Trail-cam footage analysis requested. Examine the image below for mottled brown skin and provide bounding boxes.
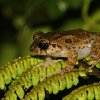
[30,29,100,71]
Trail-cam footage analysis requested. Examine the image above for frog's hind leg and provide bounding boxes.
[89,42,100,69]
[65,50,78,72]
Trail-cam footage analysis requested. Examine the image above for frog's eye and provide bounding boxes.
[38,42,49,50]
[33,31,44,39]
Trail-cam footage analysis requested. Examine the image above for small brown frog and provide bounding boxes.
[30,29,100,71]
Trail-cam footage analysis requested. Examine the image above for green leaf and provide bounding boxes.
[65,73,73,89]
[0,71,5,90]
[38,86,45,100]
[31,68,39,86]
[15,85,24,99]
[51,77,59,94]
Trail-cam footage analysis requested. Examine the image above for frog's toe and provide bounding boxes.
[65,65,74,72]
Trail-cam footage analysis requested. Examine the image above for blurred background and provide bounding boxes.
[0,0,100,66]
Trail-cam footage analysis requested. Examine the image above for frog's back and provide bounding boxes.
[45,29,96,46]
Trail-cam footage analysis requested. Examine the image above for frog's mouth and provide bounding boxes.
[34,44,67,57]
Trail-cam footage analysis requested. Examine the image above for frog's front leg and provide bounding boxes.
[65,50,78,71]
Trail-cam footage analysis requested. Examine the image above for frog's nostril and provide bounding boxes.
[38,42,49,50]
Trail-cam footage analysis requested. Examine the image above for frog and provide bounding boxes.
[30,29,100,71]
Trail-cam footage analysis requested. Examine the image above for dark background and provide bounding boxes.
[0,0,100,66]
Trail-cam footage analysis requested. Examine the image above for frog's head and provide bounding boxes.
[30,32,62,56]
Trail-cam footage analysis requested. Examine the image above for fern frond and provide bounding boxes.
[2,60,67,99]
[1,55,99,99]
[62,82,100,100]
[0,56,43,90]
[23,70,87,100]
